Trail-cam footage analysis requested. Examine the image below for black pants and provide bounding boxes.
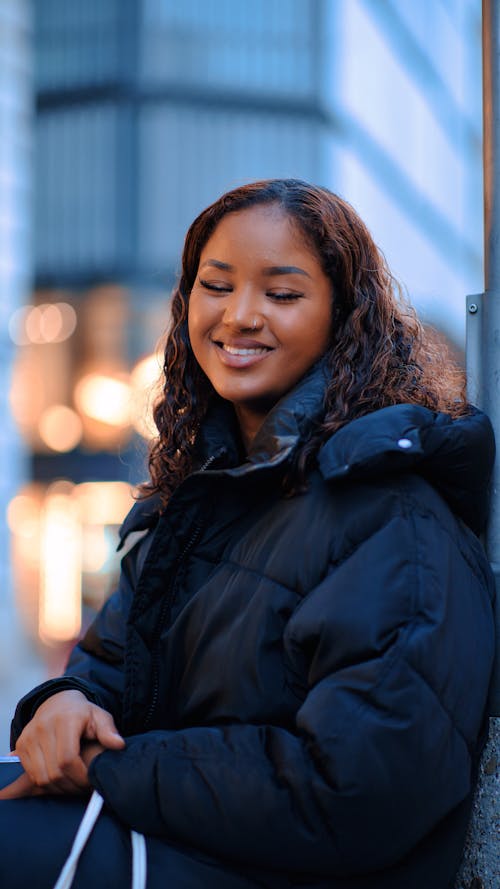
[0,763,265,889]
[0,763,469,889]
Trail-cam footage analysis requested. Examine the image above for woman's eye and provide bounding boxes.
[199,279,232,293]
[267,291,303,302]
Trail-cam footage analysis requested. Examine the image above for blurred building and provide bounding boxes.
[3,0,483,697]
[8,0,331,666]
[325,1,483,346]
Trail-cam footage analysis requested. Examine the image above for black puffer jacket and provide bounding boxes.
[12,365,496,889]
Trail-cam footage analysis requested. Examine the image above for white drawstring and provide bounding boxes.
[53,792,104,889]
[131,830,147,888]
[53,791,146,889]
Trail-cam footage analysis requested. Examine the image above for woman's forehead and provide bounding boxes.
[199,205,314,263]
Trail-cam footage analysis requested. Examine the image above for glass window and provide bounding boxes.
[35,105,119,273]
[138,104,321,269]
[35,0,121,89]
[140,0,318,98]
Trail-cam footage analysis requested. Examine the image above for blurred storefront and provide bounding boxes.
[8,0,326,681]
[8,285,162,663]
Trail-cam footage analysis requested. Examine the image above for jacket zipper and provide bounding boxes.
[143,452,219,729]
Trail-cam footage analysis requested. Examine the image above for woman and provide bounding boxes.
[0,179,495,889]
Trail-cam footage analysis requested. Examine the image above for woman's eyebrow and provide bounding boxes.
[198,260,311,278]
[263,265,311,278]
[200,259,234,272]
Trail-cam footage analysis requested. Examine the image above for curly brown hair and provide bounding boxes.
[140,178,467,505]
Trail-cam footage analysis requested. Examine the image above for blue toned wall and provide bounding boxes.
[321,0,483,347]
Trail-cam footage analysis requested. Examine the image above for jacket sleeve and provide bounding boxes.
[10,530,153,746]
[88,504,496,876]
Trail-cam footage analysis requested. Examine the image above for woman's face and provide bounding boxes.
[188,204,332,446]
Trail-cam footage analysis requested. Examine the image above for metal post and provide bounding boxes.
[458,2,500,886]
[477,0,500,715]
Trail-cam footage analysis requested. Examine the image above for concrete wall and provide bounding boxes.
[457,718,500,889]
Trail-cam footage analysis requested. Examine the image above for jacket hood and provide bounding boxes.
[318,402,495,535]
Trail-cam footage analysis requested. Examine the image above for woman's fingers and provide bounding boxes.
[0,770,88,800]
[13,690,122,794]
[0,772,44,799]
[16,713,70,785]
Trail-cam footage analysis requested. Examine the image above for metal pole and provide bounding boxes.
[472,0,500,714]
[457,10,499,887]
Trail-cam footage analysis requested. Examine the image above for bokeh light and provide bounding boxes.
[74,373,132,426]
[81,526,110,573]
[130,353,162,439]
[38,405,83,452]
[74,481,133,525]
[7,493,40,541]
[9,302,77,346]
[39,489,82,643]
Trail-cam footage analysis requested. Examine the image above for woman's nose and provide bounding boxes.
[222,289,263,331]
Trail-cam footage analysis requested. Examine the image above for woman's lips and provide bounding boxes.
[213,340,273,368]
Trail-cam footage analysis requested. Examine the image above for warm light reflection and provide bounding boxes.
[10,481,133,649]
[82,526,110,573]
[9,352,45,430]
[8,306,30,345]
[38,405,83,452]
[39,490,82,643]
[9,302,77,346]
[7,494,40,563]
[7,494,39,541]
[25,306,46,343]
[74,481,132,525]
[9,486,43,641]
[130,353,162,439]
[74,373,132,426]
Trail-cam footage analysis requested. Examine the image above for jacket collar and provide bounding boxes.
[195,360,329,475]
[119,364,329,545]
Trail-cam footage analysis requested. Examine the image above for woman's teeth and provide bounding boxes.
[221,344,268,356]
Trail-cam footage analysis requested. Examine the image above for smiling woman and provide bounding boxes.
[0,180,495,889]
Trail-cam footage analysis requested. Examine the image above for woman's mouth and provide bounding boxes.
[213,341,273,367]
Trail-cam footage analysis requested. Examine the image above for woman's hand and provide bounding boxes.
[0,689,124,799]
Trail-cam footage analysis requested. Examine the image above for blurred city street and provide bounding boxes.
[0,0,487,743]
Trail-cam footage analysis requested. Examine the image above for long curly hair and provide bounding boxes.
[140,178,467,504]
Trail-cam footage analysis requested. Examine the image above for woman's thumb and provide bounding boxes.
[93,710,125,749]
